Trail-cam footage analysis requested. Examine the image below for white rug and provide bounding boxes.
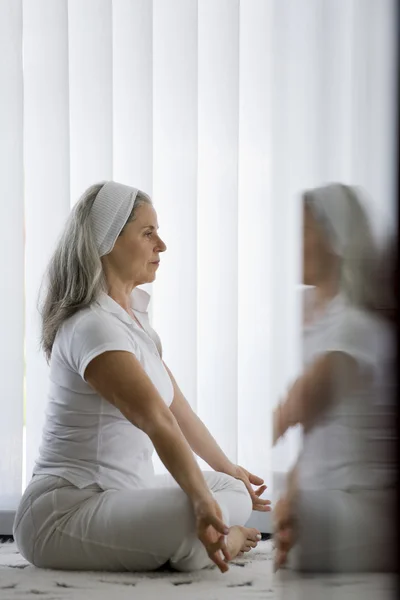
[0,540,395,600]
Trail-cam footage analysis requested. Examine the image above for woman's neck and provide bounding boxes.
[106,280,136,314]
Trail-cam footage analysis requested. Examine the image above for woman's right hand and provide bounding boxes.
[193,497,231,573]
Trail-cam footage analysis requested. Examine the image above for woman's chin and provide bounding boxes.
[132,274,156,287]
[144,273,157,284]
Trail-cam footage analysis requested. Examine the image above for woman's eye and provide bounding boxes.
[145,231,153,237]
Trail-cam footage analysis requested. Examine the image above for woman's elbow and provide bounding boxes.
[124,401,175,437]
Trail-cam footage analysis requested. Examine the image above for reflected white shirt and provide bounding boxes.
[298,291,395,491]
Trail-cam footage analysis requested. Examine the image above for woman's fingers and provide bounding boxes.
[252,486,271,511]
[211,550,229,573]
[220,537,231,562]
[275,525,294,552]
[255,485,268,497]
[273,496,297,570]
[274,527,292,569]
[208,515,229,537]
[209,533,230,563]
[207,536,230,572]
[274,548,288,572]
[195,498,231,573]
[253,503,271,512]
[247,471,265,486]
[236,467,271,512]
[233,467,272,512]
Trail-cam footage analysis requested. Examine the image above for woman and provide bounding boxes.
[13,181,269,573]
[273,183,396,573]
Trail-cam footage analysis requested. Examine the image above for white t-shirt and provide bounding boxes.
[33,288,174,490]
[298,291,396,492]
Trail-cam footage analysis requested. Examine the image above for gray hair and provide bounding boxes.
[304,183,381,311]
[40,182,152,361]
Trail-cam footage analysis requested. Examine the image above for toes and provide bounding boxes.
[242,540,258,553]
[248,529,262,542]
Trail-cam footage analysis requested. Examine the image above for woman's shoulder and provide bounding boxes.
[55,301,120,349]
[333,301,394,365]
[53,301,136,374]
[58,304,99,337]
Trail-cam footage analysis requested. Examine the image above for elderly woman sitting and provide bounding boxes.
[273,184,396,573]
[13,181,269,573]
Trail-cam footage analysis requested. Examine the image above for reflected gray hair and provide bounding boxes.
[40,182,152,361]
[304,183,381,311]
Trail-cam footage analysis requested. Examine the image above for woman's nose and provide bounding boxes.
[156,237,167,252]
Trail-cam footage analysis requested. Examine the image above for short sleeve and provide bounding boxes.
[65,311,137,380]
[324,308,380,372]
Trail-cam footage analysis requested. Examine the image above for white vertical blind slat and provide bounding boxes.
[237,0,273,485]
[68,0,113,205]
[23,0,71,485]
[351,0,397,236]
[0,0,24,510]
[112,0,153,193]
[318,0,354,184]
[152,0,198,473]
[112,0,154,309]
[270,0,321,472]
[369,0,398,229]
[152,0,198,396]
[197,0,240,462]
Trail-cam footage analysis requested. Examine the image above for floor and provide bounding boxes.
[0,539,396,600]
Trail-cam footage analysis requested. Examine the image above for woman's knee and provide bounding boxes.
[204,471,247,496]
[229,477,252,513]
[230,476,250,497]
[208,473,252,525]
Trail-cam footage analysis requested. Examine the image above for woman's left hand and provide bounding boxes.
[229,465,271,512]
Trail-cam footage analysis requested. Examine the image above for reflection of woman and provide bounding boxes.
[13,181,269,574]
[273,184,396,572]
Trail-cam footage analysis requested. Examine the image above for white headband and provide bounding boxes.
[305,184,353,257]
[90,181,139,256]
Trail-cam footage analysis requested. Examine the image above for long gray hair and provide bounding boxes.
[303,183,381,311]
[40,182,152,361]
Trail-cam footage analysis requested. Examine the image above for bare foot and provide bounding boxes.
[226,526,261,560]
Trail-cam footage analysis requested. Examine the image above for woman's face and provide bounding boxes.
[302,203,333,286]
[107,203,167,286]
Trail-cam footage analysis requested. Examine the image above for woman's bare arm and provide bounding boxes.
[165,363,234,473]
[85,350,217,508]
[274,351,361,443]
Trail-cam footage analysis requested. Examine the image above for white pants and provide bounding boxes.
[13,471,252,572]
[287,487,397,573]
